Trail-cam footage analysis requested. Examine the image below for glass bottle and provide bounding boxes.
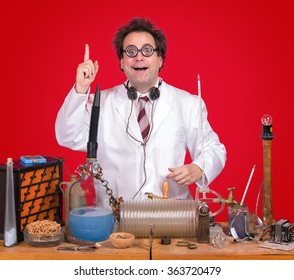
[68,160,115,242]
[197,202,210,243]
[60,174,79,229]
[4,158,18,247]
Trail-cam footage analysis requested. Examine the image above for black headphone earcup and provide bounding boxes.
[149,87,160,101]
[125,79,162,100]
[127,86,137,100]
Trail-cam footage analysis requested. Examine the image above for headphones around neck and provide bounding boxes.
[124,79,162,101]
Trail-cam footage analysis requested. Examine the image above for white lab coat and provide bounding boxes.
[55,80,226,200]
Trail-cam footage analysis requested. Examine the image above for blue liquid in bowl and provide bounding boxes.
[69,207,114,242]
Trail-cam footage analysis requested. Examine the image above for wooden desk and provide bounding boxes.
[1,237,293,260]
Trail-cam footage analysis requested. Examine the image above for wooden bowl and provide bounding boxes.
[109,232,135,249]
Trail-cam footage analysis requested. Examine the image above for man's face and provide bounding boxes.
[120,31,163,93]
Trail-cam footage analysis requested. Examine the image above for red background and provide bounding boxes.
[1,0,293,222]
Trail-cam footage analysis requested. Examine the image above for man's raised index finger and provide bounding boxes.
[84,43,90,61]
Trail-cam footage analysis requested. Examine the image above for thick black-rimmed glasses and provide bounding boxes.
[123,44,158,58]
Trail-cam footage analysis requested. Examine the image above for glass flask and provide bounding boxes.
[68,160,115,242]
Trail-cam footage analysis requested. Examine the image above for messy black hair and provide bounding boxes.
[113,17,167,66]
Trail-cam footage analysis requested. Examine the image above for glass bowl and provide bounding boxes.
[23,227,65,247]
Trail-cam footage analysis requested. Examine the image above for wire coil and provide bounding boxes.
[119,199,197,237]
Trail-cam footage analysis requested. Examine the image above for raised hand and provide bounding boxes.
[75,44,99,94]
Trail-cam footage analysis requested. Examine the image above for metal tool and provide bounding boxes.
[149,223,153,260]
[57,245,97,252]
[176,241,197,249]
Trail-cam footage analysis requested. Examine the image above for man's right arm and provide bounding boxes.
[55,44,99,151]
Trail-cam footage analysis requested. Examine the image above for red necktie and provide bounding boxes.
[137,96,150,143]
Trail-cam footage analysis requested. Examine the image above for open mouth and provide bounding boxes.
[133,67,148,71]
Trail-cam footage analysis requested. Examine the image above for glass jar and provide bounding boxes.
[227,204,249,239]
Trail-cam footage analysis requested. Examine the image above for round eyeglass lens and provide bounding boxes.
[141,44,154,57]
[125,45,138,57]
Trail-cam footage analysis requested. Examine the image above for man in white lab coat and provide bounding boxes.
[55,17,226,200]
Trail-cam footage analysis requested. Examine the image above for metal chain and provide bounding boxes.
[79,161,123,222]
[94,173,123,222]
